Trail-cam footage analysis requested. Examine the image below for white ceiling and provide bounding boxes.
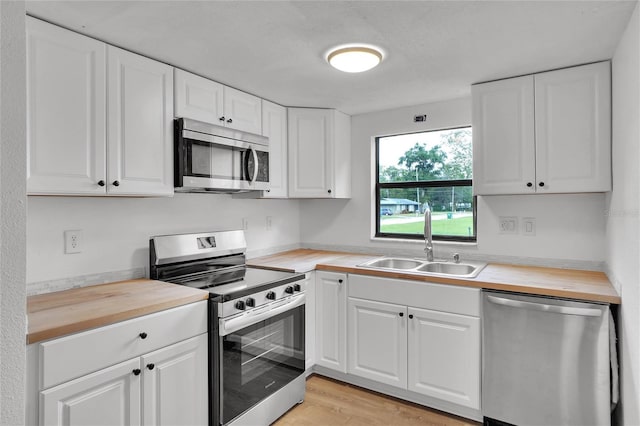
[26,0,637,116]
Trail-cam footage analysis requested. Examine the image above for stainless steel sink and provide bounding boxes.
[363,257,424,270]
[416,262,477,275]
[358,257,487,278]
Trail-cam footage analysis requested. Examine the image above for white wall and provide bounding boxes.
[0,1,26,424]
[608,2,640,424]
[301,98,607,267]
[27,194,301,284]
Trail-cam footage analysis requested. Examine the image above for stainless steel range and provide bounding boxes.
[149,230,306,426]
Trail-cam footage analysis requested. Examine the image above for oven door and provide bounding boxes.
[216,296,305,425]
[177,129,269,192]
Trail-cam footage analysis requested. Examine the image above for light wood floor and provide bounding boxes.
[273,375,481,426]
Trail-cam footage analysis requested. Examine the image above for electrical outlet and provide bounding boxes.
[64,230,83,254]
[498,216,518,234]
[523,217,536,236]
[266,216,272,231]
[242,217,249,231]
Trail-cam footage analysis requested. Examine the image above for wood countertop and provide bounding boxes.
[248,249,620,304]
[27,279,210,344]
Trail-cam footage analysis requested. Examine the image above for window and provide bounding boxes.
[375,127,476,242]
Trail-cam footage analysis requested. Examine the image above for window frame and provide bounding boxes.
[374,128,477,243]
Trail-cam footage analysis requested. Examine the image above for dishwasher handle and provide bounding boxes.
[487,295,603,317]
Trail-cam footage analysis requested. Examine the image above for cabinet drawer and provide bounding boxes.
[349,274,480,317]
[40,301,207,389]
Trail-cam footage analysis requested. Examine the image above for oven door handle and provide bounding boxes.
[219,294,305,336]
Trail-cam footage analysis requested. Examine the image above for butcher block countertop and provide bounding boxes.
[247,249,620,305]
[27,279,209,344]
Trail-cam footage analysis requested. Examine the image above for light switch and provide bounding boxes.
[523,217,536,236]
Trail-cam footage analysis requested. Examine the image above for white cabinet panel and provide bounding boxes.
[471,75,535,195]
[348,298,407,388]
[304,272,316,371]
[223,86,262,134]
[107,46,174,196]
[26,17,107,195]
[407,307,480,409]
[142,334,208,426]
[174,68,223,124]
[288,108,351,198]
[534,61,611,193]
[40,358,141,426]
[261,100,288,198]
[315,271,347,372]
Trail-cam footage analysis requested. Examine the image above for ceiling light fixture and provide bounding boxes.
[327,45,383,73]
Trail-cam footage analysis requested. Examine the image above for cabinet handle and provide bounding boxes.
[226,118,233,123]
[409,314,414,319]
[539,182,545,187]
[526,182,533,188]
[139,332,148,339]
[147,363,155,371]
[97,180,105,187]
[398,312,404,317]
[112,180,120,187]
[327,189,332,194]
[219,116,225,122]
[338,279,343,284]
[132,369,141,376]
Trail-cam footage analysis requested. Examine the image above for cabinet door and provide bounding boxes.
[534,61,611,193]
[348,298,407,388]
[174,68,224,124]
[107,46,174,196]
[315,271,347,372]
[288,108,332,198]
[223,86,262,134]
[261,100,288,198]
[40,358,141,426]
[472,75,535,195]
[407,307,480,409]
[26,17,107,195]
[304,272,316,371]
[141,334,208,426]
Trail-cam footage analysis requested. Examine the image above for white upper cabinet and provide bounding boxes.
[26,17,174,196]
[288,108,351,198]
[26,17,107,195]
[472,61,611,195]
[260,100,288,198]
[174,69,262,134]
[107,46,174,196]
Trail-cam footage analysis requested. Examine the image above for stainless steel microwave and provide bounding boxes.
[174,118,270,193]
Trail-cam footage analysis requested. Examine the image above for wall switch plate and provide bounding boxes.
[498,216,518,234]
[64,230,82,254]
[266,216,272,231]
[523,217,536,236]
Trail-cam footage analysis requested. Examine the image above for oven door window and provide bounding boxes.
[221,305,304,424]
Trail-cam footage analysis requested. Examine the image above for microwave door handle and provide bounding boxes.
[249,147,259,183]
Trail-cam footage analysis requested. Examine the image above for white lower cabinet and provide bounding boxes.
[32,302,208,426]
[348,298,407,388]
[315,271,347,373]
[346,274,481,412]
[304,272,316,371]
[407,307,480,408]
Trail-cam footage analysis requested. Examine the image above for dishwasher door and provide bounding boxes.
[482,291,610,426]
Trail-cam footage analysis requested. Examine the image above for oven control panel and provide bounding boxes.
[218,278,307,317]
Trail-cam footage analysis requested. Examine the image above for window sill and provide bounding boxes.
[369,236,478,248]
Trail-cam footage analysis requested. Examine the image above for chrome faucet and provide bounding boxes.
[424,202,434,261]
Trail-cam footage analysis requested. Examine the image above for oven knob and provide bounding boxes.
[266,291,276,300]
[235,300,245,310]
[245,297,255,307]
[285,286,294,294]
[293,284,301,292]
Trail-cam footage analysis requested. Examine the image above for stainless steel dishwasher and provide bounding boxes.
[482,290,612,426]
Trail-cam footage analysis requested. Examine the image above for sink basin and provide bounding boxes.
[358,257,487,278]
[363,257,424,270]
[416,262,477,275]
